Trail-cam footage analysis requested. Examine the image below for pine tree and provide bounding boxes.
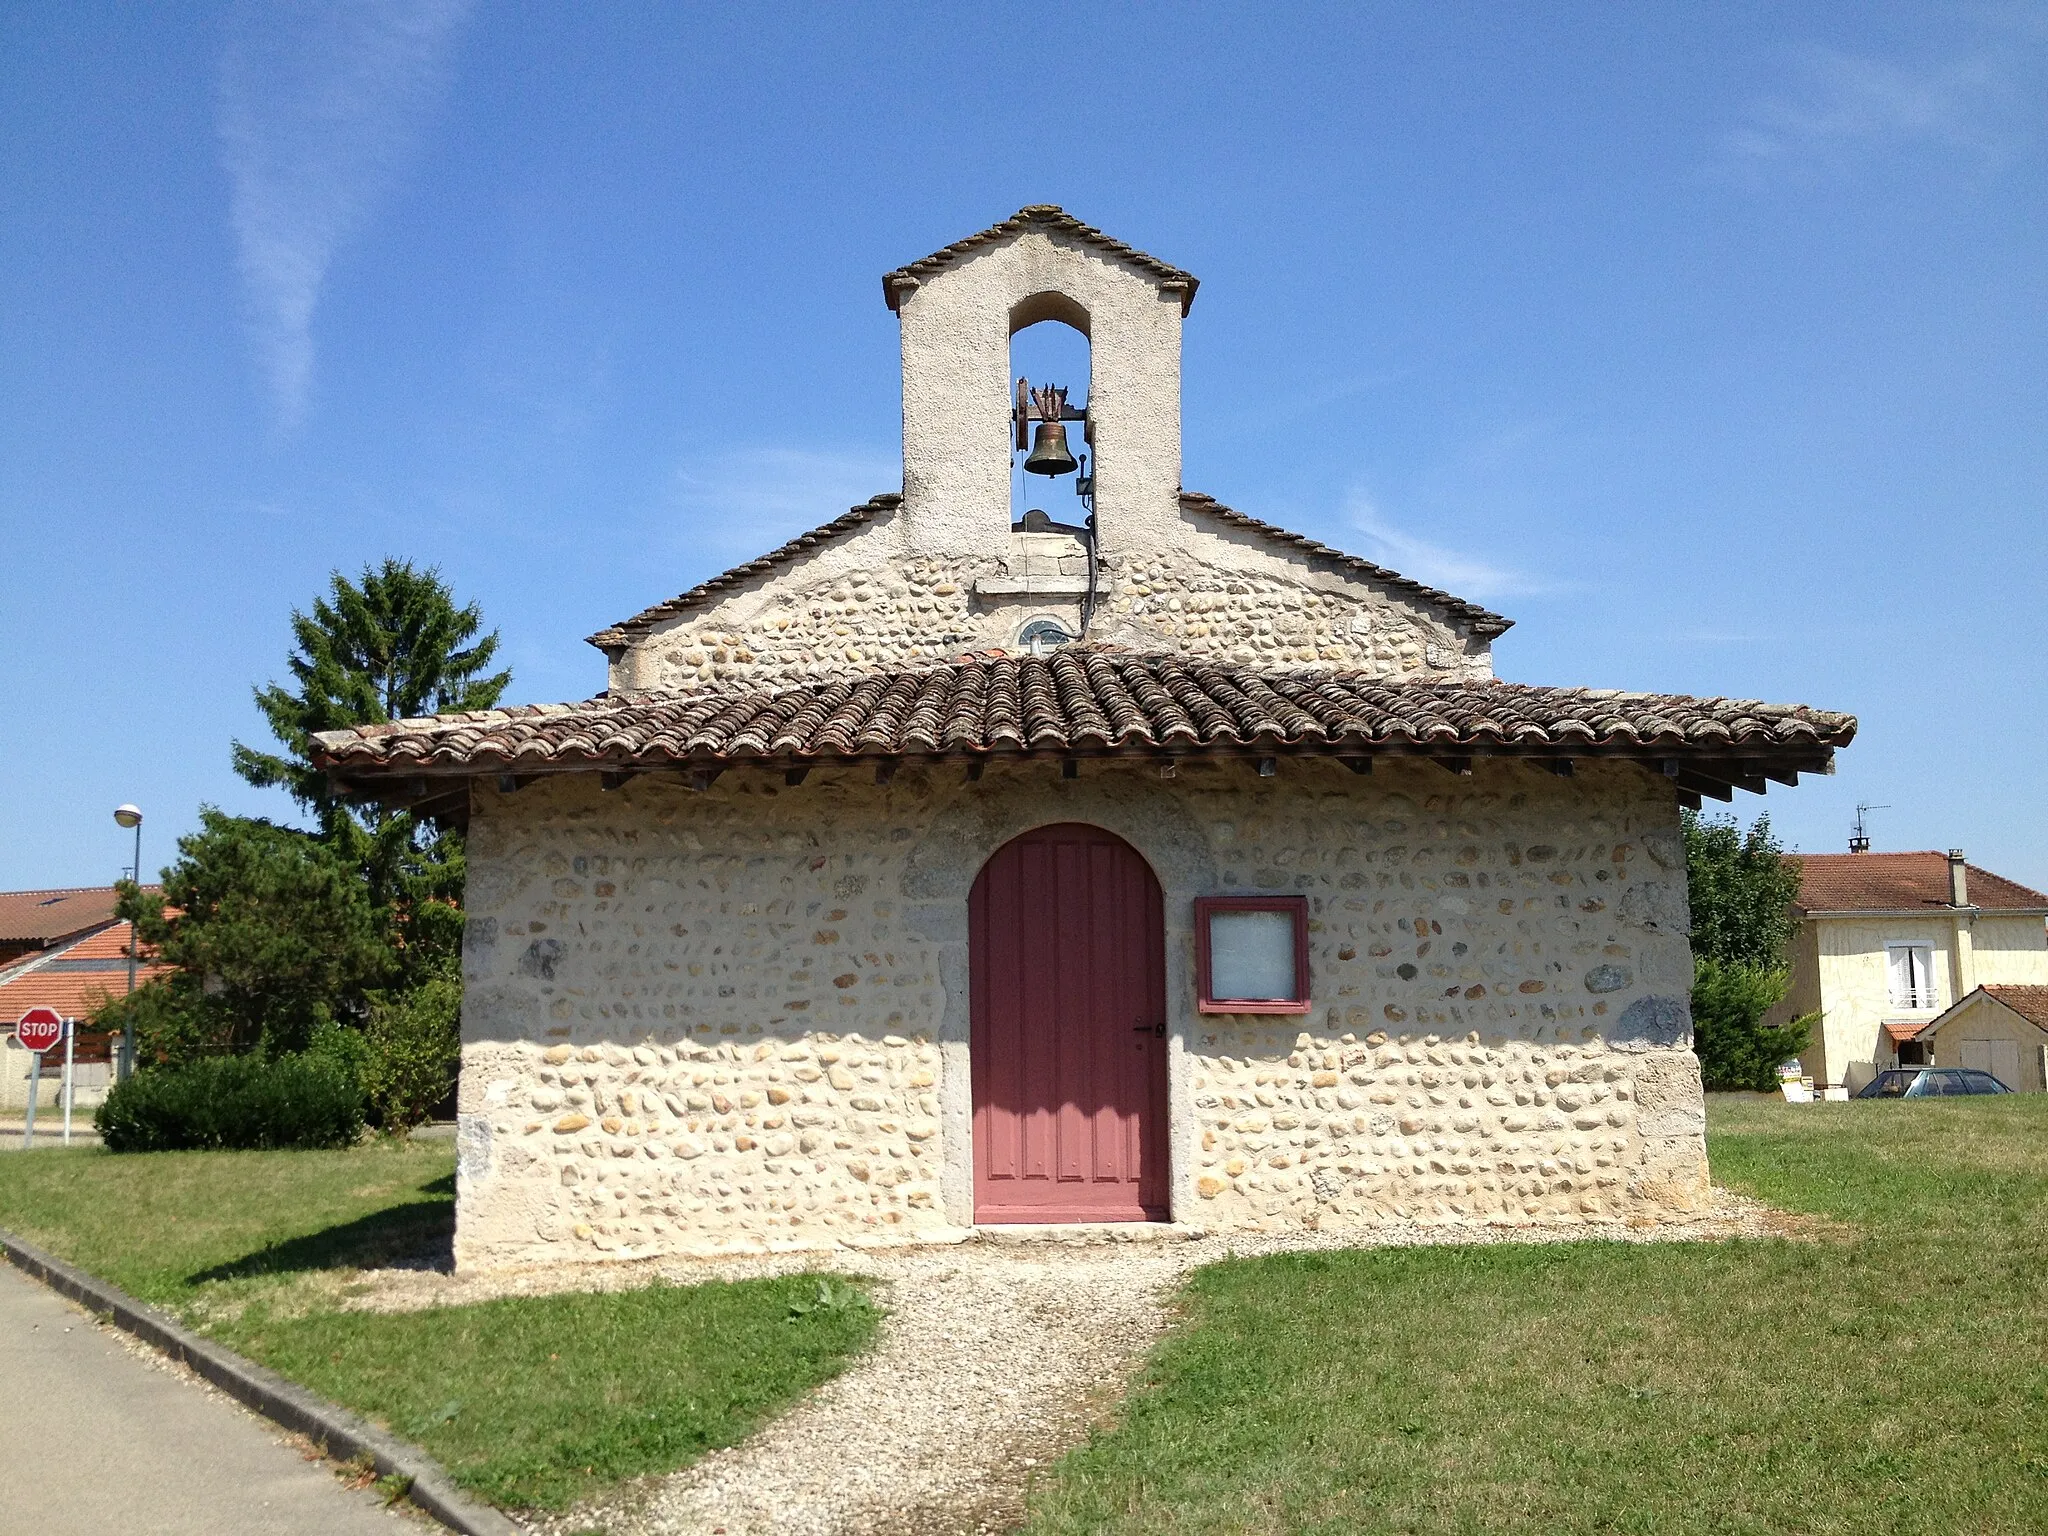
[232,560,510,982]
[233,559,509,816]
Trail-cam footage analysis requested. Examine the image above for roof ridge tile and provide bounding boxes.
[587,493,902,651]
[881,205,1198,314]
[1177,492,1513,638]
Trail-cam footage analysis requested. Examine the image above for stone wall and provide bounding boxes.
[454,756,1705,1270]
[616,510,1490,696]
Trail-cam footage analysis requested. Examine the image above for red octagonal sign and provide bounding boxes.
[15,1007,64,1054]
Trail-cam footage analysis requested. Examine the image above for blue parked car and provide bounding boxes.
[1855,1067,2012,1098]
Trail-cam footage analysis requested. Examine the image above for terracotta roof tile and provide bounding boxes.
[0,886,158,945]
[311,653,1855,781]
[882,205,1198,314]
[1795,853,2048,913]
[1982,986,2048,1031]
[0,921,171,1029]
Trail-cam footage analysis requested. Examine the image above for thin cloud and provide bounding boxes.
[1344,491,1549,603]
[668,446,901,562]
[1723,37,2038,170]
[218,0,472,429]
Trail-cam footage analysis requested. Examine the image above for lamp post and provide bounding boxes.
[113,804,143,1081]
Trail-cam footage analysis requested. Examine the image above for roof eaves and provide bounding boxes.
[1801,905,2048,919]
[586,493,901,652]
[882,205,1199,316]
[1913,987,2048,1039]
[310,659,1854,786]
[1179,493,1515,638]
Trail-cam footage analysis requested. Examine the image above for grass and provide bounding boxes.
[1024,1096,2048,1535]
[0,1142,878,1512]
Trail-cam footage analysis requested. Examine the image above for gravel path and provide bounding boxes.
[426,1191,1795,1536]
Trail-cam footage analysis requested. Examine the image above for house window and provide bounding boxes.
[1196,896,1310,1014]
[1886,944,1938,1009]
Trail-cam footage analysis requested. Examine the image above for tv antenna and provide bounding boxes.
[1849,803,1889,854]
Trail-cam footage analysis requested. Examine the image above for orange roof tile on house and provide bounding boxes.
[1793,853,2048,914]
[0,885,159,946]
[1980,985,2048,1031]
[0,921,171,1030]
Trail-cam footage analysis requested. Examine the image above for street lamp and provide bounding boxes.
[113,804,142,1081]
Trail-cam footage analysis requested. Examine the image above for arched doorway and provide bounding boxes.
[969,823,1168,1222]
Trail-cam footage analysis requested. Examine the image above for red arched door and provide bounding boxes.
[970,823,1168,1222]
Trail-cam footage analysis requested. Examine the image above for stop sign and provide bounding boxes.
[15,1007,64,1054]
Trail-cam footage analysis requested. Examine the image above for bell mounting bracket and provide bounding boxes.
[1013,377,1090,450]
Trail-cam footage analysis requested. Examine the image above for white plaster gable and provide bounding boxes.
[894,214,1189,560]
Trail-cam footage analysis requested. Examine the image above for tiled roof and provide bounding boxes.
[0,921,171,1028]
[1983,986,2048,1031]
[882,205,1199,314]
[587,494,901,651]
[1912,985,2048,1043]
[311,653,1854,783]
[1180,494,1513,637]
[1795,852,2048,913]
[0,886,157,945]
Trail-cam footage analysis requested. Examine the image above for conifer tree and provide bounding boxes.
[233,559,509,816]
[232,560,510,981]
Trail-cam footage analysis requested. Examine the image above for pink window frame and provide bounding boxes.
[1194,895,1311,1014]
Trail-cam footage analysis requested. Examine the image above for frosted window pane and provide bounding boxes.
[1209,910,1298,1001]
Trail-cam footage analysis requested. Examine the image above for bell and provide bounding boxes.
[1024,418,1079,477]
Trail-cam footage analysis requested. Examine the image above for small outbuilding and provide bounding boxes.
[313,207,1855,1269]
[1911,986,2048,1092]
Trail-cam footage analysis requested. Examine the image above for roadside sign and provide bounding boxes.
[16,1007,63,1054]
[16,1007,67,1149]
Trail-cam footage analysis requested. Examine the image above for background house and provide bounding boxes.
[1772,852,2048,1092]
[0,885,142,966]
[0,885,167,1112]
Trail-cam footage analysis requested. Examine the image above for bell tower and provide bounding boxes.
[883,207,1198,597]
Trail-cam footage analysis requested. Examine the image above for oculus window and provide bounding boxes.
[1196,896,1310,1013]
[1018,618,1074,655]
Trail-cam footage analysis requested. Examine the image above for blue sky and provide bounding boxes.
[3,2,2044,891]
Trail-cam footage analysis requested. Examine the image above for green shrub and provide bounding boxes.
[363,972,462,1134]
[92,979,222,1070]
[96,1053,366,1152]
[1692,956,1815,1091]
[306,1017,373,1092]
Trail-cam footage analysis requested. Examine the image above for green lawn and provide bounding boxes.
[0,1141,877,1512]
[1026,1096,2048,1535]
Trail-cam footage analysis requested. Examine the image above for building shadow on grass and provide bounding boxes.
[188,1175,456,1284]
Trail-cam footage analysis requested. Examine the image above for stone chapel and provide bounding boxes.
[313,206,1855,1269]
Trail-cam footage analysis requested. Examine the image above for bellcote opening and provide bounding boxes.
[1009,300,1092,533]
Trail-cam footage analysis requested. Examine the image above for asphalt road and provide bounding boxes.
[0,1262,418,1534]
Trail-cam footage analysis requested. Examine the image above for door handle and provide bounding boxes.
[1131,1022,1166,1037]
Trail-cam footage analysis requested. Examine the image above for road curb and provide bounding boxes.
[0,1228,521,1536]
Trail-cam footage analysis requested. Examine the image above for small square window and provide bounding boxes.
[1196,896,1310,1014]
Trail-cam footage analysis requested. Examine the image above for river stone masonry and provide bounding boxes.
[452,756,1708,1270]
[616,516,1490,698]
